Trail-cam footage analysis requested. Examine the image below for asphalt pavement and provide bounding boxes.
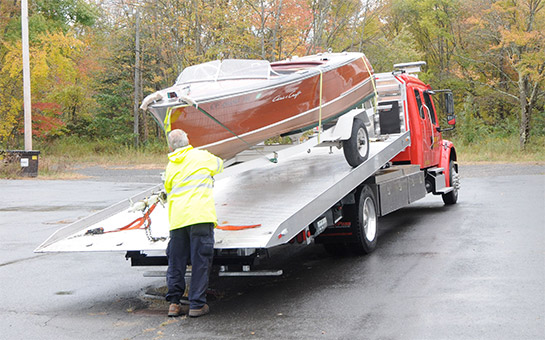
[0,163,544,339]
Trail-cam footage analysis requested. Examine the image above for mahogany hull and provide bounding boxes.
[147,53,374,159]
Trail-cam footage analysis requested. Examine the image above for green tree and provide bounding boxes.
[461,0,545,148]
[388,0,462,80]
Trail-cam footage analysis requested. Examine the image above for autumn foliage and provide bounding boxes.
[0,0,543,150]
[29,102,65,139]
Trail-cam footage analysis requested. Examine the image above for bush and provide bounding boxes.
[452,134,545,162]
[0,157,22,178]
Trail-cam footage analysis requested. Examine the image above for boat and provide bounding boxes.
[140,52,375,160]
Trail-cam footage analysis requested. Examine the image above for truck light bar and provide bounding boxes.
[394,61,426,75]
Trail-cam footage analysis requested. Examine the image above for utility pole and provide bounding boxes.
[133,8,141,148]
[21,0,32,151]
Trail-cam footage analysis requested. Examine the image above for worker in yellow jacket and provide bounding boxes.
[164,129,223,317]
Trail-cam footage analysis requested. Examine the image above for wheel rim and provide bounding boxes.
[362,197,377,241]
[451,167,460,197]
[357,127,368,157]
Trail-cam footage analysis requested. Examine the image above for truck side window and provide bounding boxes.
[377,100,401,134]
[423,92,437,125]
[414,89,424,119]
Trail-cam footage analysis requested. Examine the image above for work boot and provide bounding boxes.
[168,303,189,317]
[189,304,210,317]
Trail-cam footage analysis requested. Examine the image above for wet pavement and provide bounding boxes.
[69,164,165,183]
[0,163,544,339]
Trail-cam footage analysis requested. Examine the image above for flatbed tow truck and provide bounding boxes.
[35,62,460,277]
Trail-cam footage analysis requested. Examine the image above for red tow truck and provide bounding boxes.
[36,61,459,276]
[312,61,459,255]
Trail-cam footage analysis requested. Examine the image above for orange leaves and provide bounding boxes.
[29,103,66,139]
[247,0,313,59]
[275,0,313,57]
[499,28,542,49]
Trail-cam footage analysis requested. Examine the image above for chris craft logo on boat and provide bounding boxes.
[273,90,302,103]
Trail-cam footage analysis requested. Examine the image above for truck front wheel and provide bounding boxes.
[350,185,378,254]
[442,160,459,205]
[343,118,369,167]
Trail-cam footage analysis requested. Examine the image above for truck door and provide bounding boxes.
[413,88,434,167]
[422,90,442,166]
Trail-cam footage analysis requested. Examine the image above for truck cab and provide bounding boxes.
[394,75,443,168]
[375,62,458,199]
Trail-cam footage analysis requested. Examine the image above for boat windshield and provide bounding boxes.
[175,60,221,84]
[176,59,271,84]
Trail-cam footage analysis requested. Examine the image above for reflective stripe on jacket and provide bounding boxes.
[164,145,223,231]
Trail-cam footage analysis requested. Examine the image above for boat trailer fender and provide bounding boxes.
[325,107,370,142]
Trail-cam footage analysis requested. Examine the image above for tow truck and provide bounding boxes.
[35,61,459,277]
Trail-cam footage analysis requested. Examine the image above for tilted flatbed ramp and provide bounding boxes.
[35,131,410,253]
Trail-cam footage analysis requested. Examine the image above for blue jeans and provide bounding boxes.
[166,223,214,309]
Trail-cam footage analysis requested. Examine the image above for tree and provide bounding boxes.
[309,0,331,53]
[0,30,95,144]
[388,0,462,80]
[253,0,313,59]
[0,0,98,147]
[461,0,545,148]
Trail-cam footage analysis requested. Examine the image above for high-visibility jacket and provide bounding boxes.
[164,145,223,231]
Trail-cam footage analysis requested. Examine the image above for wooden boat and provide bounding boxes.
[141,52,374,160]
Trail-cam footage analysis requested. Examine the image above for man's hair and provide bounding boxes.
[168,129,189,150]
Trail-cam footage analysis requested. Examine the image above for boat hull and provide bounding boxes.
[148,53,374,160]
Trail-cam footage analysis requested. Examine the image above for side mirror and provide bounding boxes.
[444,92,454,114]
[447,114,456,126]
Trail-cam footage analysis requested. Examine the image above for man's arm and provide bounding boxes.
[203,151,223,176]
[212,155,223,176]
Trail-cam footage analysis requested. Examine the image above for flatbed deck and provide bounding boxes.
[35,131,410,254]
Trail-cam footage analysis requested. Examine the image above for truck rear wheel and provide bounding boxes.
[442,160,459,205]
[343,118,369,167]
[350,185,378,254]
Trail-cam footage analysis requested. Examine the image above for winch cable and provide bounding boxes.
[165,100,278,163]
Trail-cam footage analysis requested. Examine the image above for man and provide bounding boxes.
[164,129,223,317]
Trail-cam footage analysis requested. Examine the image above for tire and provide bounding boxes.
[442,160,459,205]
[350,185,378,254]
[343,118,370,167]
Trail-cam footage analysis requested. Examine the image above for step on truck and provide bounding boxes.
[35,61,460,276]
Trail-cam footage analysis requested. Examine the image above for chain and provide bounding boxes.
[71,191,168,243]
[143,212,167,242]
[142,191,167,242]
